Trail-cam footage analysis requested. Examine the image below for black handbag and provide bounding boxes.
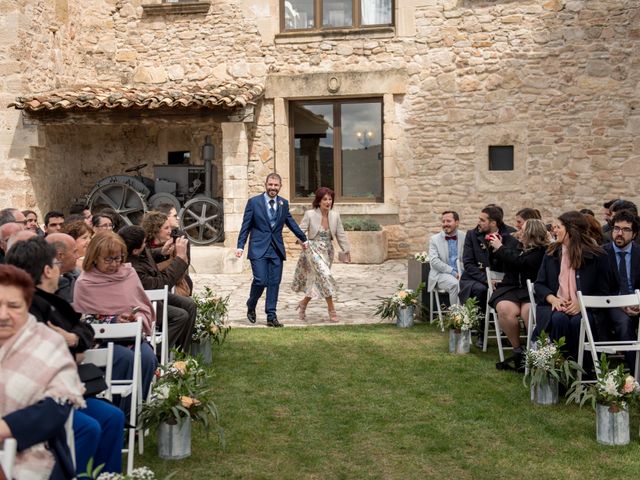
[77,363,108,398]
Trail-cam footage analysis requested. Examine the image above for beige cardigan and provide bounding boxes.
[299,208,350,253]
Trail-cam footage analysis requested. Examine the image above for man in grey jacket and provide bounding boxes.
[427,211,465,306]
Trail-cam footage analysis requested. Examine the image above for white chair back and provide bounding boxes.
[91,320,143,475]
[145,286,169,366]
[525,279,537,356]
[484,267,507,360]
[0,438,17,480]
[65,411,75,470]
[83,343,115,401]
[577,289,640,382]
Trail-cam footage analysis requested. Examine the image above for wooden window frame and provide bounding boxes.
[289,98,384,204]
[280,0,394,33]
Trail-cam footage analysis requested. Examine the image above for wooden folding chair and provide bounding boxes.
[145,285,169,366]
[576,289,640,385]
[91,321,143,475]
[0,438,17,480]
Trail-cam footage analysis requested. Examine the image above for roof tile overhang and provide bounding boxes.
[8,82,264,113]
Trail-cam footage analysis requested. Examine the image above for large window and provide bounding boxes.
[282,0,393,31]
[290,99,383,202]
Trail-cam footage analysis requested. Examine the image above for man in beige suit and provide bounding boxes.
[427,211,465,306]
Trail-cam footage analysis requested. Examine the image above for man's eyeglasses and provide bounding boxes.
[52,260,63,268]
[97,224,114,230]
[13,220,28,226]
[613,226,633,234]
[102,255,124,264]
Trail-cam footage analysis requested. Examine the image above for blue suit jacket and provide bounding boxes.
[604,242,640,294]
[237,194,307,260]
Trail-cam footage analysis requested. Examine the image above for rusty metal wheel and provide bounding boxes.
[179,196,223,245]
[88,182,147,226]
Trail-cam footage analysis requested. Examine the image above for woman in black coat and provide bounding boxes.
[488,219,549,368]
[533,211,611,363]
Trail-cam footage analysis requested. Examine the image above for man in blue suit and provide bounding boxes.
[235,173,308,327]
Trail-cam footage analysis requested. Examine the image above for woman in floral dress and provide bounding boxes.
[291,187,350,322]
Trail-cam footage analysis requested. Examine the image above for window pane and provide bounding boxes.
[293,103,335,198]
[284,0,314,30]
[341,102,382,199]
[323,0,353,27]
[361,0,392,25]
[488,145,514,171]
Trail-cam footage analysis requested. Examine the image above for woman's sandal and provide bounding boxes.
[328,309,339,322]
[296,301,307,321]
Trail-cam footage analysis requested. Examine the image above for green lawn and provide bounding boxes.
[138,324,640,479]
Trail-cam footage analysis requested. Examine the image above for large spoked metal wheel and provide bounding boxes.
[179,196,224,245]
[88,182,148,226]
[148,192,180,212]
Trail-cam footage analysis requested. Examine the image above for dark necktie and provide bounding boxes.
[618,251,630,294]
[269,199,276,227]
[445,235,457,241]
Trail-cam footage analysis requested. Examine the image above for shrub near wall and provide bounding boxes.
[342,218,388,264]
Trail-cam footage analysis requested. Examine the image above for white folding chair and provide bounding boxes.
[91,321,143,475]
[65,411,75,470]
[525,279,537,352]
[484,268,507,360]
[428,287,447,332]
[0,438,17,480]
[83,343,115,401]
[145,286,169,366]
[576,290,640,385]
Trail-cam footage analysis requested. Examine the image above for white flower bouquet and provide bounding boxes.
[524,333,580,390]
[414,251,429,264]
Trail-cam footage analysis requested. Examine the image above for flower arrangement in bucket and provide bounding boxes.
[523,333,580,406]
[138,352,223,459]
[567,354,640,445]
[191,287,231,363]
[81,461,158,480]
[443,298,482,354]
[414,251,428,264]
[374,282,425,327]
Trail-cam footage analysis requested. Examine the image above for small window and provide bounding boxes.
[488,146,514,171]
[282,0,393,31]
[168,151,191,165]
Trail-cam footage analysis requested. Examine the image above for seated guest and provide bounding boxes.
[583,212,605,245]
[23,209,46,236]
[513,208,542,241]
[69,203,93,228]
[603,210,640,371]
[489,219,549,369]
[92,214,114,232]
[0,264,85,480]
[61,220,94,269]
[44,211,65,236]
[97,208,123,232]
[427,211,465,307]
[6,229,37,251]
[119,225,196,353]
[601,199,619,239]
[154,203,193,292]
[73,231,158,402]
[5,238,124,475]
[534,211,611,362]
[0,222,23,264]
[459,205,517,348]
[0,208,27,227]
[45,233,79,304]
[143,211,192,297]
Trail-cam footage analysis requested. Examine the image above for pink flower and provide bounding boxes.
[623,376,635,393]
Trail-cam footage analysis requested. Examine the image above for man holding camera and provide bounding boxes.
[459,205,517,348]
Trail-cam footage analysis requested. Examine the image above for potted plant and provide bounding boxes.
[375,282,425,328]
[138,353,222,460]
[443,298,482,354]
[81,461,158,480]
[523,333,580,406]
[191,287,231,364]
[342,217,388,264]
[567,354,640,446]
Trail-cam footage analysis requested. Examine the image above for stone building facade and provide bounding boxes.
[1,0,639,269]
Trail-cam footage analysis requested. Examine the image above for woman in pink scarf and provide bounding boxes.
[0,264,85,480]
[73,231,158,404]
[533,211,611,363]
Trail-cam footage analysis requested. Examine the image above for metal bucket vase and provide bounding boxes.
[530,378,559,405]
[158,418,192,460]
[396,306,414,328]
[596,403,630,446]
[449,329,471,354]
[191,339,213,365]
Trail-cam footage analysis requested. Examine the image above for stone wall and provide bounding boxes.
[2,0,639,258]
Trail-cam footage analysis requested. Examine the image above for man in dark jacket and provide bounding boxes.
[118,225,196,352]
[459,205,517,348]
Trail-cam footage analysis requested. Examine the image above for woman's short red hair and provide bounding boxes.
[0,264,35,307]
[312,187,335,209]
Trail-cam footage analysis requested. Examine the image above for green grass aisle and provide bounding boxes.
[138,324,640,479]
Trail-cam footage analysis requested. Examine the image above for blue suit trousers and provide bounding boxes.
[247,244,283,320]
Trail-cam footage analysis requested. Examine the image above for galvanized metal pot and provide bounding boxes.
[448,329,471,354]
[191,339,213,365]
[596,403,630,446]
[158,419,192,460]
[530,377,559,405]
[396,306,414,328]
